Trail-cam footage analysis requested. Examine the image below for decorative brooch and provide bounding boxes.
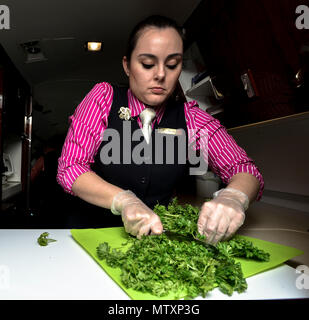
[118,106,132,121]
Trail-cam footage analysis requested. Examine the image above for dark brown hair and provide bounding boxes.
[125,15,185,62]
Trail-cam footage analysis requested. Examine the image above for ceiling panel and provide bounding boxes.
[0,0,202,140]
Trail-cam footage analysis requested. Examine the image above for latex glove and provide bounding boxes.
[197,188,249,245]
[111,190,163,239]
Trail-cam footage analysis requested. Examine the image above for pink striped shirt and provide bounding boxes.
[57,82,264,200]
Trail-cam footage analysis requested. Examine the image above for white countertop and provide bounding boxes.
[0,229,308,300]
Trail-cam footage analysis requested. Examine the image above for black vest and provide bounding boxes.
[92,85,189,210]
[67,85,190,228]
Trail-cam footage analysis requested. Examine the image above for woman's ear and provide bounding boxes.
[122,56,130,77]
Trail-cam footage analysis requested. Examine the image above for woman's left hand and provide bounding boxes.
[197,188,249,245]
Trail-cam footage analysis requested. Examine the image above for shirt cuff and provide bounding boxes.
[57,164,92,195]
[228,163,265,201]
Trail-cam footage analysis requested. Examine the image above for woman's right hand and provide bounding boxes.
[111,190,163,239]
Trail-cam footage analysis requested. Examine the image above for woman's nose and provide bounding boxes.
[154,65,166,81]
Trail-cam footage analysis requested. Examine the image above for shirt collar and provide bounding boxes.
[127,88,166,125]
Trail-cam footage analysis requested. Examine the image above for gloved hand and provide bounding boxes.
[111,190,163,239]
[197,188,249,245]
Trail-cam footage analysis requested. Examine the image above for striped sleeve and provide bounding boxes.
[56,82,113,194]
[184,101,264,201]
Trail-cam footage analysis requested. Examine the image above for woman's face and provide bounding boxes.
[123,27,183,108]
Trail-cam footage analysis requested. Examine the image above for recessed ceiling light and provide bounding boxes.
[85,41,103,52]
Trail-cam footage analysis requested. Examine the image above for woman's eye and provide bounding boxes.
[166,64,178,70]
[142,63,154,69]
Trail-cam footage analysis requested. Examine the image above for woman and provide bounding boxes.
[57,15,264,245]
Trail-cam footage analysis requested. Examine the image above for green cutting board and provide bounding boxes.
[71,227,303,300]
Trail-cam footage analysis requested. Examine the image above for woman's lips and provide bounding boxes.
[151,87,165,94]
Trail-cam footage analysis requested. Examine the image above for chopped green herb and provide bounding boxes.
[97,198,270,299]
[154,197,205,240]
[37,232,57,246]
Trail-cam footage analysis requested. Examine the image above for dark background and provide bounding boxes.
[1,0,309,228]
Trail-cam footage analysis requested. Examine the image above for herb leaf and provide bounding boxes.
[37,232,57,246]
[96,198,270,299]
